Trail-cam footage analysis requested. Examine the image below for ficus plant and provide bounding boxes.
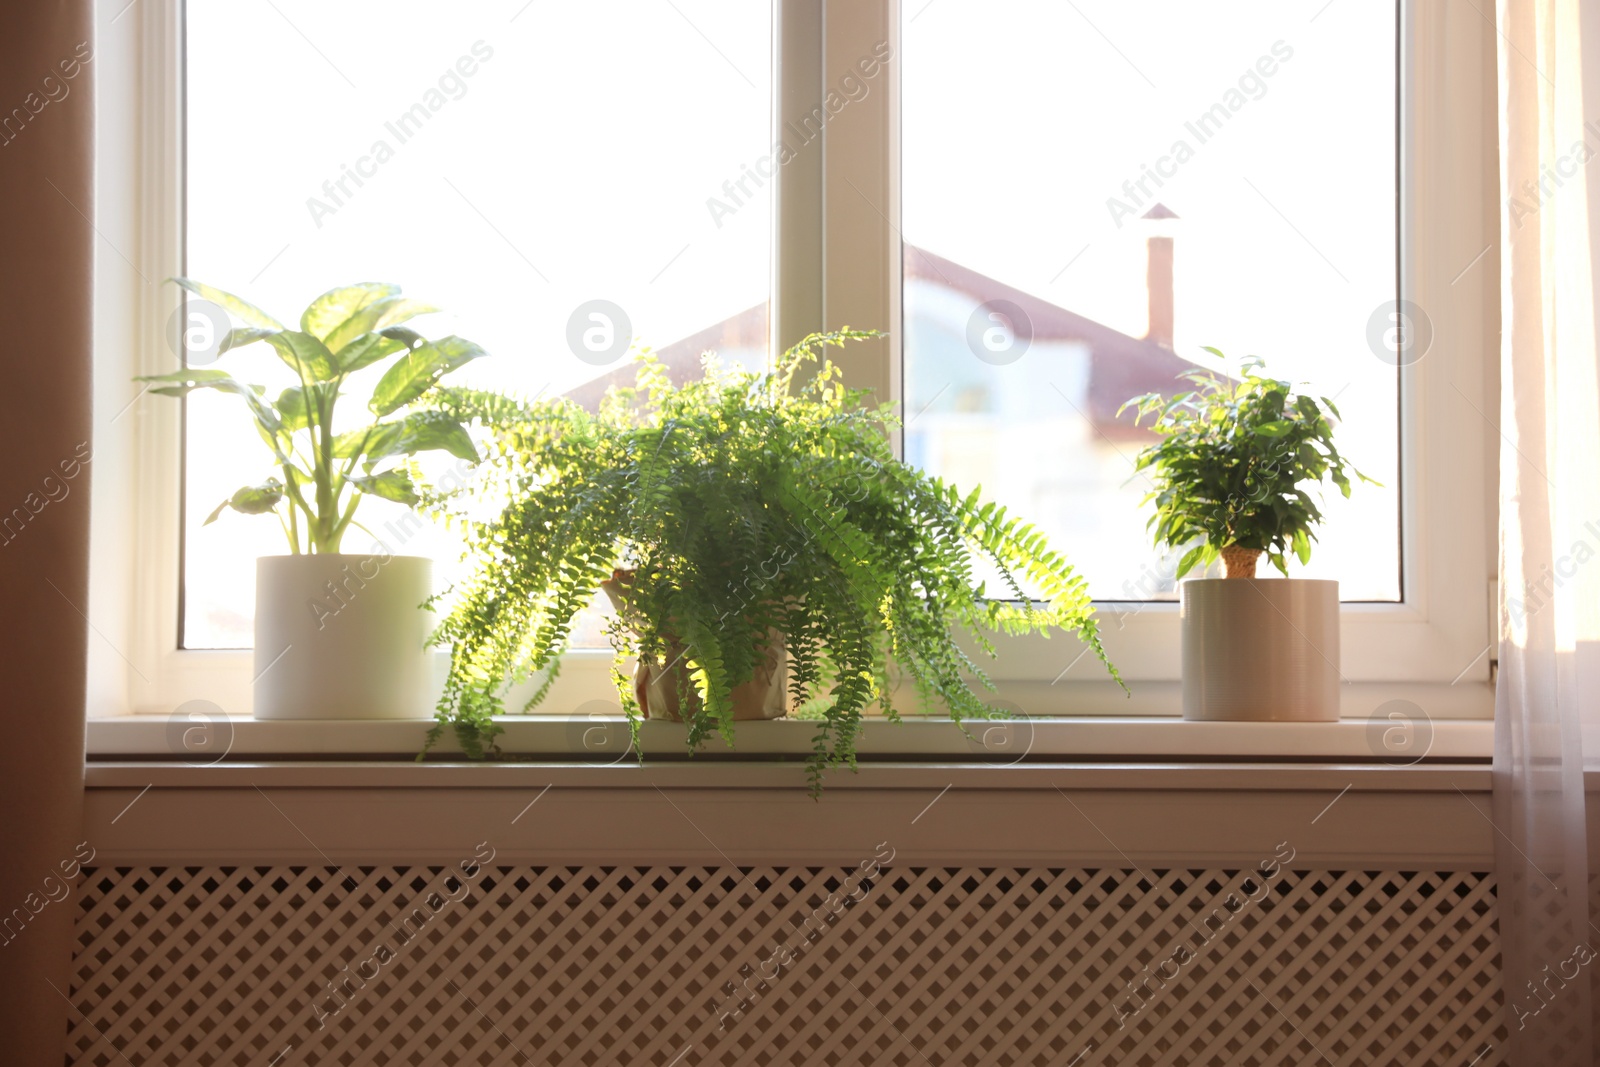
[140,279,485,553]
[423,330,1122,792]
[1121,349,1375,579]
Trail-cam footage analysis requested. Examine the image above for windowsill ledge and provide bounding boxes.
[86,712,1492,762]
[81,754,1503,868]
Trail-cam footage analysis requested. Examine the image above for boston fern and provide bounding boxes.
[425,330,1120,790]
[1121,349,1374,580]
[140,280,484,553]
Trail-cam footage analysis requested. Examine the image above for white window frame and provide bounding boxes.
[88,0,1496,732]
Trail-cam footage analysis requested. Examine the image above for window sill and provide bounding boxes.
[80,755,1498,869]
[84,715,1496,868]
[86,712,1493,762]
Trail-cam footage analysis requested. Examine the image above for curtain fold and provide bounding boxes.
[1494,0,1600,1063]
[0,2,94,1065]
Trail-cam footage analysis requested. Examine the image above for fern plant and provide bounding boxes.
[1121,349,1375,579]
[424,330,1121,791]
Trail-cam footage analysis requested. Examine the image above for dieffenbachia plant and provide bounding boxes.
[140,280,485,553]
[1121,349,1376,579]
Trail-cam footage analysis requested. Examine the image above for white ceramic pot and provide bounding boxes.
[253,554,434,720]
[1180,578,1340,722]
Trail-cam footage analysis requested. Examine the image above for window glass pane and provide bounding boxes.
[183,0,772,647]
[902,0,1400,601]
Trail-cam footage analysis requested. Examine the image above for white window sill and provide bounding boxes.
[85,713,1497,868]
[81,756,1500,868]
[87,711,1493,762]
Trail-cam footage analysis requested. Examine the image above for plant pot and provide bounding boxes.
[1180,578,1339,722]
[633,633,788,722]
[253,554,434,720]
[599,569,787,722]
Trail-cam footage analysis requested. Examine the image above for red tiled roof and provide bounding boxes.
[567,245,1203,440]
[564,303,769,412]
[904,246,1201,441]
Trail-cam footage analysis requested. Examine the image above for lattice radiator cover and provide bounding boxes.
[66,866,1503,1067]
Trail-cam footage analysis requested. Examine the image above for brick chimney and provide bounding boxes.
[1142,203,1178,349]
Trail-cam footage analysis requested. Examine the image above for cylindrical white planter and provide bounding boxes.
[1180,578,1340,722]
[253,554,434,720]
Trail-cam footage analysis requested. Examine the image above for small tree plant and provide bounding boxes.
[141,279,485,553]
[1121,349,1374,579]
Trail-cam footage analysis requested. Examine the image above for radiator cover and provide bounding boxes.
[66,865,1503,1066]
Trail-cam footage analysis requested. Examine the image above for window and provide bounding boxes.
[182,0,773,648]
[93,0,1494,727]
[902,0,1400,603]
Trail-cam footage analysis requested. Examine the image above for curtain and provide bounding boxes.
[0,2,94,1065]
[1494,0,1600,1063]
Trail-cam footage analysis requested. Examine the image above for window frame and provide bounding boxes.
[88,0,1496,728]
[791,0,1497,714]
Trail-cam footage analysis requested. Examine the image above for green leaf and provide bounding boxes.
[277,387,310,432]
[265,331,338,382]
[389,412,479,462]
[1255,420,1293,438]
[205,478,284,524]
[221,326,277,354]
[332,422,403,460]
[369,336,487,416]
[276,385,333,433]
[1175,543,1207,580]
[172,278,284,330]
[349,468,419,505]
[300,283,400,340]
[139,367,234,384]
[137,369,282,436]
[1292,527,1312,566]
[323,297,440,355]
[332,332,407,373]
[228,479,285,514]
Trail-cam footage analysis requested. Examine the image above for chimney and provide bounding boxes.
[1142,203,1178,349]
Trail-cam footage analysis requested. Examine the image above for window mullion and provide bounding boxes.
[772,0,899,429]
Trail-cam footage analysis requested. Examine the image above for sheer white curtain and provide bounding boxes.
[1494,0,1600,1062]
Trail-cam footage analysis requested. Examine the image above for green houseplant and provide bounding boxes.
[425,330,1121,789]
[144,279,487,720]
[144,279,485,550]
[1122,350,1374,721]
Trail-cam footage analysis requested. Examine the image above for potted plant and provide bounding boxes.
[142,279,485,719]
[425,331,1121,790]
[1123,350,1374,722]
